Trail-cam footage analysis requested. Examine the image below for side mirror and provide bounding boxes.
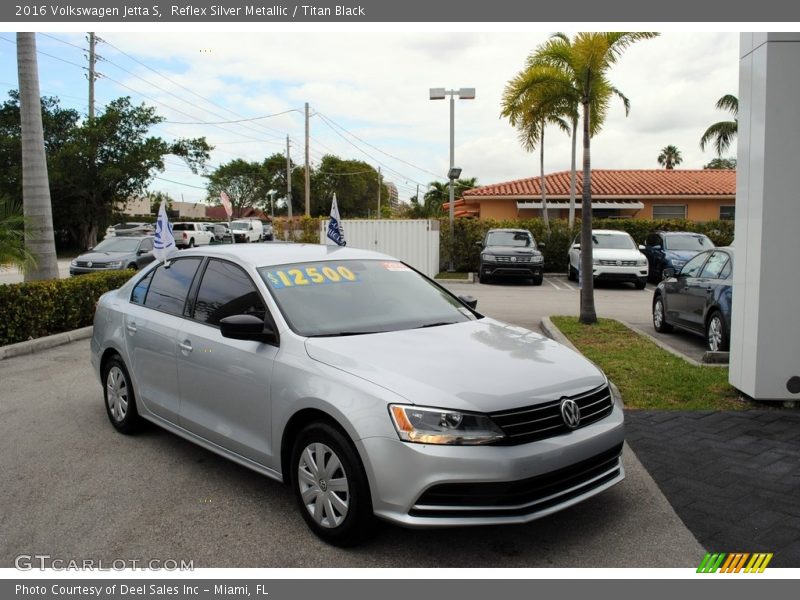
[475,241,483,247]
[638,245,646,251]
[220,314,277,344]
[137,249,148,256]
[663,267,676,279]
[572,243,581,250]
[88,246,94,252]
[537,241,546,248]
[458,295,478,310]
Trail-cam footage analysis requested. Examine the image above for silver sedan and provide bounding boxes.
[91,244,624,546]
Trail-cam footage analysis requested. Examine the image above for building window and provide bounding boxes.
[652,204,687,220]
[720,206,735,220]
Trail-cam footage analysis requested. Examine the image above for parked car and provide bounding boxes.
[263,221,274,241]
[567,229,648,289]
[652,247,733,351]
[70,236,155,275]
[477,228,544,285]
[642,231,715,283]
[172,222,214,248]
[91,244,625,546]
[230,219,264,243]
[203,222,231,242]
[104,222,154,238]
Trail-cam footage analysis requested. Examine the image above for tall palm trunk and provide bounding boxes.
[579,93,597,324]
[17,33,58,281]
[539,119,550,232]
[568,116,578,228]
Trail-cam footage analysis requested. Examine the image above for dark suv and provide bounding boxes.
[642,231,714,283]
[477,228,544,285]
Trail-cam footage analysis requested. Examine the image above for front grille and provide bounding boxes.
[489,384,614,445]
[75,261,107,268]
[410,443,623,517]
[599,259,638,266]
[496,255,532,263]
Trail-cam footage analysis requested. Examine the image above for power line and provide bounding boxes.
[166,108,302,126]
[154,176,208,190]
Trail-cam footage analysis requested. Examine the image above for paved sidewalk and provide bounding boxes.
[625,410,800,567]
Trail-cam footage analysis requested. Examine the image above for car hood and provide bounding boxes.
[591,248,643,260]
[664,249,701,261]
[484,245,541,255]
[304,319,606,412]
[77,251,133,261]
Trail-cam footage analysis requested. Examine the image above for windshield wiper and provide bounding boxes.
[417,321,458,329]
[309,330,388,337]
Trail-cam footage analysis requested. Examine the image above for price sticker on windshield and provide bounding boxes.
[382,262,411,272]
[264,265,360,289]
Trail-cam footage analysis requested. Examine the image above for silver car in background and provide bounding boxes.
[91,244,624,546]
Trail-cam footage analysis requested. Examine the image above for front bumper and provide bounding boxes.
[70,265,126,275]
[591,264,648,282]
[357,402,625,527]
[481,262,543,279]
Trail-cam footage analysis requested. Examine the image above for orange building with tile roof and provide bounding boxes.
[445,169,736,222]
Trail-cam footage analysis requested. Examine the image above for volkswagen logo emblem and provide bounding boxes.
[560,399,581,429]
[86,261,93,268]
[615,259,622,266]
[510,256,517,262]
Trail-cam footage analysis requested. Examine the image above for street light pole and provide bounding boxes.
[430,87,475,272]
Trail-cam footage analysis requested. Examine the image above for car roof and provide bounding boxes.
[592,229,632,235]
[657,231,710,236]
[487,228,530,233]
[173,243,396,268]
[102,235,151,241]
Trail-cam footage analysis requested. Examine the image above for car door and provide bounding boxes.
[691,250,731,329]
[670,250,711,329]
[135,237,155,269]
[176,258,279,466]
[124,257,203,423]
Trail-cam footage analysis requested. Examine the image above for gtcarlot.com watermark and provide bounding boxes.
[15,554,194,571]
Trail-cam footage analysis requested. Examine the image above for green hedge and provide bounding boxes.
[0,270,136,347]
[439,217,735,273]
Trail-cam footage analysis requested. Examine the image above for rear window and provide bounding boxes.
[172,223,194,231]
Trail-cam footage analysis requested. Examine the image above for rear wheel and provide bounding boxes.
[653,296,673,333]
[706,310,729,352]
[291,422,373,547]
[188,238,195,248]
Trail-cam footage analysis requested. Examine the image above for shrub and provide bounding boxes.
[0,270,135,346]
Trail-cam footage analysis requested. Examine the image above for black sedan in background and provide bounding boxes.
[652,247,733,352]
[70,236,156,275]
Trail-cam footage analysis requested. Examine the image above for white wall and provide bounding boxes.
[319,219,440,278]
[730,33,800,401]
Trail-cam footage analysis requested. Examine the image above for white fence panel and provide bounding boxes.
[320,219,440,278]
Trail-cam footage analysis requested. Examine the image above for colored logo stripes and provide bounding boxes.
[697,552,773,573]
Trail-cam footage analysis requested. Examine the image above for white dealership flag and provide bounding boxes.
[153,199,177,262]
[220,190,233,218]
[326,194,346,246]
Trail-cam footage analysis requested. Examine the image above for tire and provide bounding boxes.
[532,274,543,286]
[652,295,673,333]
[568,265,578,282]
[706,310,729,352]
[126,263,138,271]
[102,355,142,434]
[290,422,373,547]
[635,278,647,290]
[188,238,195,248]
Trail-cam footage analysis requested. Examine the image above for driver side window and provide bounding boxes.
[681,252,710,278]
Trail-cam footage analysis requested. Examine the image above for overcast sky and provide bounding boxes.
[0,31,740,204]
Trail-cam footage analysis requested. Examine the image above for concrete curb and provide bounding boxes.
[617,320,726,368]
[0,326,93,361]
[434,272,474,284]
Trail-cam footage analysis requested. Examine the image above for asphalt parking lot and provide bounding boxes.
[0,283,706,568]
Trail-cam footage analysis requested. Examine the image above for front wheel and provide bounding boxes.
[706,311,729,352]
[291,422,373,547]
[568,265,578,282]
[103,356,142,434]
[635,278,647,290]
[532,274,543,286]
[653,296,673,333]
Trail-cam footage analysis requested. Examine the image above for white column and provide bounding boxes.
[730,33,800,401]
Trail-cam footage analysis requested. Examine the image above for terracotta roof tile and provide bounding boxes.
[463,169,736,198]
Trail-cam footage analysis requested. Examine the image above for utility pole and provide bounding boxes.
[416,184,420,205]
[286,135,293,219]
[87,32,96,119]
[377,167,381,218]
[304,102,310,216]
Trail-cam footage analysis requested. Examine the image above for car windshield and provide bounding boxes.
[592,233,635,249]
[231,222,250,230]
[115,223,144,230]
[259,260,478,337]
[665,234,713,251]
[92,238,140,253]
[486,231,532,247]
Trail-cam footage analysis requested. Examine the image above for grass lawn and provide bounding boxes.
[435,271,470,279]
[550,316,747,411]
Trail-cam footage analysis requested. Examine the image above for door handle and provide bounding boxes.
[126,323,137,335]
[178,340,193,353]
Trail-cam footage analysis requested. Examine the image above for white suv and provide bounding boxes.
[567,229,648,290]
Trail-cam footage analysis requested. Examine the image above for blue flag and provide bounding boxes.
[326,194,346,246]
[153,200,176,262]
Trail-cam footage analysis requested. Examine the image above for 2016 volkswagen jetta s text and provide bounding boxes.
[91,243,625,546]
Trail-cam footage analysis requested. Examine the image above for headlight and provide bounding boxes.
[531,255,543,263]
[637,259,647,266]
[482,254,496,262]
[592,258,601,265]
[389,405,505,445]
[672,259,686,268]
[107,261,123,268]
[70,259,78,267]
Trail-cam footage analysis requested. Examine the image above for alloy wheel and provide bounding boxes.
[297,442,350,528]
[708,315,723,351]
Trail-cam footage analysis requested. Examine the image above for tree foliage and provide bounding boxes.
[205,159,270,216]
[700,94,738,156]
[704,157,736,170]
[0,93,211,249]
[657,145,683,169]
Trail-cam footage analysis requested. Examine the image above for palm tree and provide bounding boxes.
[700,94,738,156]
[0,196,35,272]
[17,33,59,281]
[657,145,683,169]
[536,32,658,324]
[502,66,571,232]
